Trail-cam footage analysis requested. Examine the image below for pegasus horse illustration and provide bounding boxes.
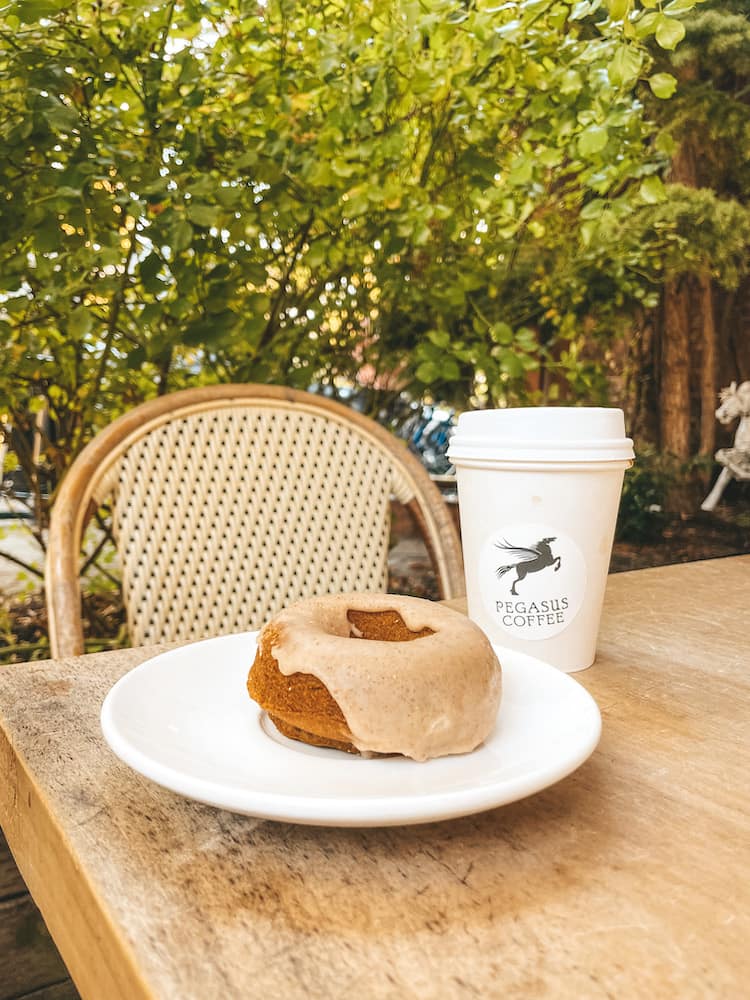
[495,538,561,595]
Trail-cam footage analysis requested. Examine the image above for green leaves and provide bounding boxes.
[663,0,696,13]
[607,0,631,21]
[427,329,451,350]
[139,253,164,293]
[490,322,514,346]
[629,1,694,46]
[170,220,193,254]
[0,0,709,448]
[649,73,678,99]
[187,203,221,228]
[639,175,666,204]
[578,125,609,157]
[67,308,93,339]
[415,333,462,385]
[12,0,68,23]
[654,14,687,50]
[608,46,643,87]
[569,1,601,22]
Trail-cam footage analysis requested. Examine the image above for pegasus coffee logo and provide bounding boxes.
[495,537,562,595]
[479,523,587,641]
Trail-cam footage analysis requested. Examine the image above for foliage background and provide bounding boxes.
[4,3,741,468]
[0,0,748,619]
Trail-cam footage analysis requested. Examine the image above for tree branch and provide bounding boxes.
[0,550,44,579]
[256,213,315,353]
[75,228,139,454]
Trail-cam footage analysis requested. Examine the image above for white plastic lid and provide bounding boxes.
[448,407,634,465]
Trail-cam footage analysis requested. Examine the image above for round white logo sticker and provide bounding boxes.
[478,522,587,641]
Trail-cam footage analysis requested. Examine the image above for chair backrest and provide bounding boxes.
[46,384,464,657]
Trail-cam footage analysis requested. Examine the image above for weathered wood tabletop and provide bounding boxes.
[0,557,748,1000]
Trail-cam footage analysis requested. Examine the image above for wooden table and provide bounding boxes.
[0,558,748,999]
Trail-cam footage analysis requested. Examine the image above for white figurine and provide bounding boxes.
[701,381,750,512]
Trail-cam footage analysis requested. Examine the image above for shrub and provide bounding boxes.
[616,449,672,544]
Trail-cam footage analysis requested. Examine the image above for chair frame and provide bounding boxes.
[46,384,465,658]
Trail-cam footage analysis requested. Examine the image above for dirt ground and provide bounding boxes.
[609,506,750,572]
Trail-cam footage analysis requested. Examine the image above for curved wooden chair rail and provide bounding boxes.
[45,384,464,658]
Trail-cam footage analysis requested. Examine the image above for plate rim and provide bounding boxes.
[100,631,601,827]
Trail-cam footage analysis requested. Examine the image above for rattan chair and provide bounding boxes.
[46,384,464,658]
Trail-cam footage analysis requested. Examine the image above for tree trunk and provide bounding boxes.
[658,137,697,461]
[698,273,718,455]
[660,275,692,459]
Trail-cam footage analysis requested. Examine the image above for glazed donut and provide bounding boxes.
[246,593,502,761]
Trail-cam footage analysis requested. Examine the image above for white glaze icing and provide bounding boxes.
[261,593,502,761]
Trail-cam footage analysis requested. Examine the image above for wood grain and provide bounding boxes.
[0,558,748,1000]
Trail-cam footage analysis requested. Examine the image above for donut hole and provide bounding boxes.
[346,608,435,642]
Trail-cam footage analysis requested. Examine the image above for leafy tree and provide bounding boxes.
[631,1,750,469]
[0,0,709,550]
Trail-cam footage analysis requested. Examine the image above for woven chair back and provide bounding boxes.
[46,386,464,657]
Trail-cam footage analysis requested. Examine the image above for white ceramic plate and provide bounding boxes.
[101,631,601,827]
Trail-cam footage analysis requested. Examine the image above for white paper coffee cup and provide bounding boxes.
[447,407,634,672]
